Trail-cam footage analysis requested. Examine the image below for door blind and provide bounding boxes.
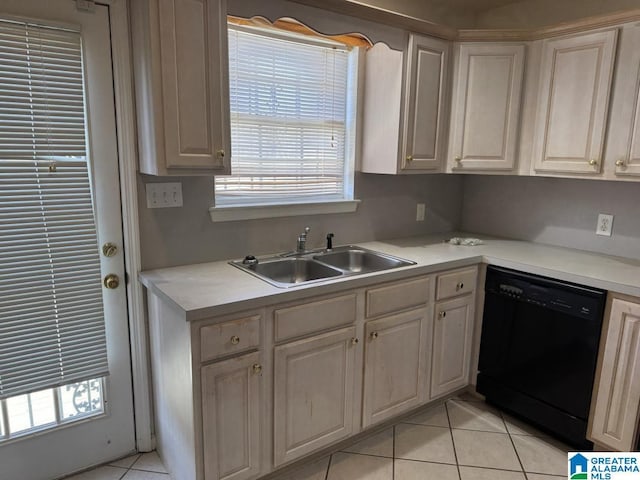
[216,26,350,205]
[0,19,109,399]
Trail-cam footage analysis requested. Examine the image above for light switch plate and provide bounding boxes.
[146,182,183,208]
[416,203,425,222]
[596,213,614,236]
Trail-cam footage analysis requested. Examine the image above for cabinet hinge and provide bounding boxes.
[75,0,96,13]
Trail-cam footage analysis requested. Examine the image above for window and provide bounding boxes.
[213,23,360,218]
[0,19,107,440]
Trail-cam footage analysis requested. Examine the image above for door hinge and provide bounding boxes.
[76,0,96,12]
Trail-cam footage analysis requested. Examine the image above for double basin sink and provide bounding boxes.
[230,245,416,288]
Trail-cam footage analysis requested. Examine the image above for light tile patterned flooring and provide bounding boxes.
[65,452,169,480]
[276,394,571,480]
[69,395,571,480]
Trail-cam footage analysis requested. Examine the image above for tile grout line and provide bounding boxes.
[324,453,332,480]
[444,401,463,480]
[392,424,396,480]
[501,411,530,479]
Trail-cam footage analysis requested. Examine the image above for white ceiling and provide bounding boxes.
[430,0,526,13]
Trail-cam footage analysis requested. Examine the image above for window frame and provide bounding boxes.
[210,23,362,222]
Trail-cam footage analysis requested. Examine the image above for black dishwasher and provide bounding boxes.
[477,265,606,449]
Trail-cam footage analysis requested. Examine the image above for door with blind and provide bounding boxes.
[0,1,135,479]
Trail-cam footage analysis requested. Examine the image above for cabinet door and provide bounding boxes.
[202,351,263,480]
[401,34,450,172]
[589,298,640,451]
[532,30,617,174]
[274,327,358,466]
[362,308,430,428]
[606,24,640,178]
[431,295,475,398]
[449,44,525,172]
[159,0,230,171]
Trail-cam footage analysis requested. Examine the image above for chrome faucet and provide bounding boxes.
[296,226,311,253]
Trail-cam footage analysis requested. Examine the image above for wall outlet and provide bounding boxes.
[416,203,426,222]
[596,213,614,236]
[146,182,183,208]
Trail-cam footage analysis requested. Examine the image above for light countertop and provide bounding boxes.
[139,233,640,321]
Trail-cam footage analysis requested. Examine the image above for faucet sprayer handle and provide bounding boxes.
[326,233,334,250]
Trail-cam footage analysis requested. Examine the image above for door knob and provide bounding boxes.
[103,274,120,289]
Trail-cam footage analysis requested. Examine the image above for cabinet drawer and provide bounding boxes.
[274,293,357,342]
[436,267,477,301]
[366,276,430,318]
[200,314,261,363]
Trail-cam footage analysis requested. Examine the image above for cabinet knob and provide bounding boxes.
[616,159,626,167]
[230,335,240,345]
[406,155,413,162]
[252,364,262,374]
[454,156,462,163]
[438,311,447,319]
[351,337,359,345]
[456,282,464,291]
[370,332,379,340]
[589,159,599,166]
[103,274,120,290]
[216,149,225,159]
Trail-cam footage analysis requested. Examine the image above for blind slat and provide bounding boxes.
[215,25,352,206]
[0,19,109,399]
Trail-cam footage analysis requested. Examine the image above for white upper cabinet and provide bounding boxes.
[361,34,450,174]
[448,44,525,172]
[531,30,617,175]
[604,23,640,178]
[131,0,231,175]
[402,34,451,172]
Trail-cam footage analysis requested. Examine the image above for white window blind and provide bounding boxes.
[216,26,352,206]
[0,19,109,400]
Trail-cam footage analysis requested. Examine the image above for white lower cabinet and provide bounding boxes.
[362,308,430,428]
[273,326,358,466]
[147,268,480,480]
[201,351,264,480]
[431,267,477,399]
[589,296,640,451]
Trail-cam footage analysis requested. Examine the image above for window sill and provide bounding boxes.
[209,200,361,222]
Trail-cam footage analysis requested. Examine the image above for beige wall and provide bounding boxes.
[461,176,640,260]
[475,0,640,29]
[138,173,463,270]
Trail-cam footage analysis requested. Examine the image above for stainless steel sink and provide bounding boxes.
[230,245,415,288]
[314,246,415,273]
[232,257,343,288]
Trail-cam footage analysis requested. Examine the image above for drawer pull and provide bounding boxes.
[351,337,359,345]
[252,364,262,375]
[230,335,240,345]
[439,311,447,319]
[456,282,464,291]
[370,332,379,340]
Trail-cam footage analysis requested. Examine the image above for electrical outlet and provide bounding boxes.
[416,203,425,222]
[596,213,614,236]
[146,182,183,208]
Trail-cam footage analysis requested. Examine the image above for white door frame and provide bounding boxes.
[102,0,153,452]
